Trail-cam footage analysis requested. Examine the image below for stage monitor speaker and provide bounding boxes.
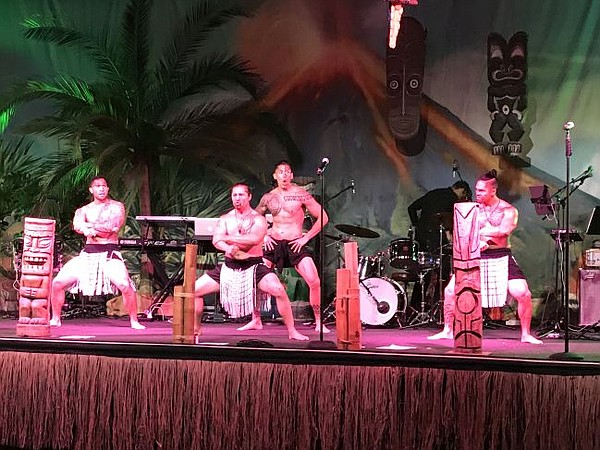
[578,269,600,325]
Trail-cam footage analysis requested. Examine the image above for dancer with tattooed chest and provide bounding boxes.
[249,160,330,333]
[194,183,308,341]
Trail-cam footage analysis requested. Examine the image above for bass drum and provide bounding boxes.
[359,277,406,326]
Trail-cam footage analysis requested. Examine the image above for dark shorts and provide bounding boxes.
[206,257,273,285]
[82,243,123,261]
[263,239,313,271]
[481,248,526,280]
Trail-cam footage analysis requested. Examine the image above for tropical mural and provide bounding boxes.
[0,0,599,302]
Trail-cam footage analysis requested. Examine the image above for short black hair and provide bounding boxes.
[273,160,293,172]
[478,169,498,189]
[479,169,497,182]
[89,176,107,187]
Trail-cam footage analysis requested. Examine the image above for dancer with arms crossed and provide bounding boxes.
[50,176,145,330]
[194,183,308,341]
[429,170,542,344]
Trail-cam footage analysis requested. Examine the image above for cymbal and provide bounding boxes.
[335,224,380,239]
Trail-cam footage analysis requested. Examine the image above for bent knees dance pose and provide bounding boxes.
[50,176,145,330]
[428,170,542,345]
[194,183,308,341]
[253,160,330,333]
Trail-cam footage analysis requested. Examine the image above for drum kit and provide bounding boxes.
[325,214,453,328]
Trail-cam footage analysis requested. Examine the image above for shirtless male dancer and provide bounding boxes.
[240,160,330,333]
[428,171,542,344]
[50,176,145,329]
[194,183,308,341]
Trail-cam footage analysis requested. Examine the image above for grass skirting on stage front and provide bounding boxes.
[0,350,599,449]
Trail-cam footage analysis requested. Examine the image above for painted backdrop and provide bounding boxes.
[1,0,599,298]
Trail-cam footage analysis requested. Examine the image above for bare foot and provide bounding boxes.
[288,329,309,341]
[49,318,61,327]
[427,329,453,340]
[130,321,146,330]
[521,334,543,345]
[314,322,331,333]
[237,318,263,331]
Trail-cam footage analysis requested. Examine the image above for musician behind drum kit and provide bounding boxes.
[405,180,472,310]
[407,180,472,254]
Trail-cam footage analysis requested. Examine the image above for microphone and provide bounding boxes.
[316,157,330,175]
[573,165,593,183]
[351,178,355,194]
[563,121,575,131]
[452,159,459,178]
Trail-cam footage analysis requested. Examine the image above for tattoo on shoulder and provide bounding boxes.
[262,194,283,215]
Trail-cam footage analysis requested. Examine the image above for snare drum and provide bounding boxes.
[585,249,600,268]
[358,254,384,279]
[388,238,416,269]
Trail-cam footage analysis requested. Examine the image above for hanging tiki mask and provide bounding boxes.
[487,31,528,155]
[387,16,427,142]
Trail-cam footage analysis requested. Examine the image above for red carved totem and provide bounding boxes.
[452,203,482,353]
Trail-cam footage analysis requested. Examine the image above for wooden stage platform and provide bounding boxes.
[1,315,599,373]
[1,316,600,449]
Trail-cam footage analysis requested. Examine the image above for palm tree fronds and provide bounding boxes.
[182,55,263,100]
[1,75,95,115]
[0,107,15,134]
[153,2,255,95]
[22,17,126,87]
[119,0,153,112]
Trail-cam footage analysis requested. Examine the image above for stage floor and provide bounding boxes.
[2,315,600,368]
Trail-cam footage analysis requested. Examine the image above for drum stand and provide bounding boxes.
[420,224,448,326]
[403,267,434,328]
[320,240,345,324]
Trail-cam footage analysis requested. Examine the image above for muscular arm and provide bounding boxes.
[302,194,329,241]
[73,207,93,236]
[212,214,267,254]
[94,202,125,236]
[72,201,125,238]
[480,205,517,247]
[256,194,270,215]
[224,216,267,248]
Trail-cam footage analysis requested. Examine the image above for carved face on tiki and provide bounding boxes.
[19,218,56,299]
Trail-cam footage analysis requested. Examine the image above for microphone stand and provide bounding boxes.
[550,126,583,361]
[326,181,354,204]
[308,163,336,349]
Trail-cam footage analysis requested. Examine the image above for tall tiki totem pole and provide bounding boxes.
[16,217,56,337]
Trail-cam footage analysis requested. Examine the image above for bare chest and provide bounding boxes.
[478,204,505,228]
[265,192,307,217]
[83,202,117,223]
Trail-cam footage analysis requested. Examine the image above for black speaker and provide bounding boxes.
[578,269,600,325]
